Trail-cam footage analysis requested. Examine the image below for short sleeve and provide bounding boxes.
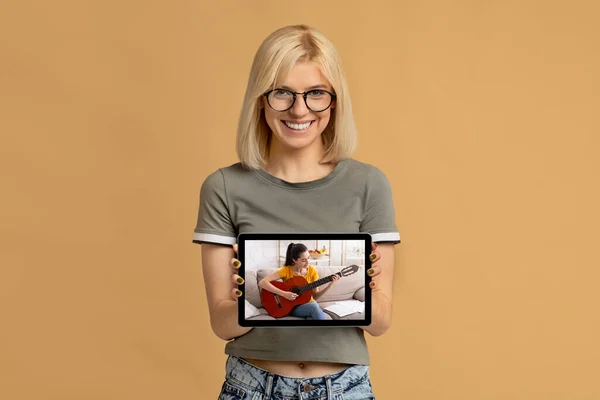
[308,266,319,282]
[360,167,401,244]
[277,267,289,280]
[192,169,237,246]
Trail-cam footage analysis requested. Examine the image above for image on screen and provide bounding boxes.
[241,238,368,323]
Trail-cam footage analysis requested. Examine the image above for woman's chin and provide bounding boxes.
[273,133,321,151]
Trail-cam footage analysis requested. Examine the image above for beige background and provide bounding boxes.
[1,1,599,399]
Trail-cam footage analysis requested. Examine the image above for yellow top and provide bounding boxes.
[277,265,319,302]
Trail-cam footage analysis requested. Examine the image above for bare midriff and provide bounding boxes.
[243,358,349,378]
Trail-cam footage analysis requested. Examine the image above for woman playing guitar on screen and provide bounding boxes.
[258,242,340,320]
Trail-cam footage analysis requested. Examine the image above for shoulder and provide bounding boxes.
[219,162,255,178]
[202,162,250,185]
[200,162,255,195]
[343,158,392,188]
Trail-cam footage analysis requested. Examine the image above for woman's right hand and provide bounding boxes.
[282,292,298,301]
[230,243,244,300]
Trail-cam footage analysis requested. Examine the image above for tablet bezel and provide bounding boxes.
[237,232,372,327]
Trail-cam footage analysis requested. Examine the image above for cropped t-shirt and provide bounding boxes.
[192,158,401,365]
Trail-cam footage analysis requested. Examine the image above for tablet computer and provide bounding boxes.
[237,232,372,327]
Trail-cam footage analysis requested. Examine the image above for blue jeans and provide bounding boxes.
[290,302,328,320]
[218,356,376,400]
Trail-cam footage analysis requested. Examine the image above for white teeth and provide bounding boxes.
[284,121,312,130]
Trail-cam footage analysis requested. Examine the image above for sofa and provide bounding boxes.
[243,265,366,321]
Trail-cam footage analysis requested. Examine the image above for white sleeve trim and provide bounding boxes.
[371,232,401,243]
[193,232,236,245]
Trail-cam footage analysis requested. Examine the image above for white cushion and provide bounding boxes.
[244,270,262,308]
[354,287,365,302]
[314,265,364,303]
[244,299,261,318]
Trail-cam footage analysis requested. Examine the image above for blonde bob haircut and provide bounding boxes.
[236,25,357,170]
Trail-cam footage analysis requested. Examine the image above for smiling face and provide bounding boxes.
[263,61,335,154]
[293,251,310,269]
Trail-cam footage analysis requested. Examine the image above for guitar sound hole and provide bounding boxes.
[291,287,300,295]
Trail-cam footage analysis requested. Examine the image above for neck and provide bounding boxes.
[266,137,335,183]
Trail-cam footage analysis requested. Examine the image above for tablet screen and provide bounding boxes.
[237,233,372,327]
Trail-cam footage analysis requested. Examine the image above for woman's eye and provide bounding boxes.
[273,89,291,97]
[308,90,325,97]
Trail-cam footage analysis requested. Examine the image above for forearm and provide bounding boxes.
[259,281,289,297]
[210,298,251,341]
[362,290,393,336]
[313,283,333,300]
[201,243,251,341]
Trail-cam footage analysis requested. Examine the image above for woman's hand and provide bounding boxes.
[329,275,341,286]
[230,243,244,300]
[362,242,395,337]
[282,292,299,301]
[367,243,382,290]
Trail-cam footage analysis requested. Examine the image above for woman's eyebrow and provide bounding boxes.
[279,84,329,91]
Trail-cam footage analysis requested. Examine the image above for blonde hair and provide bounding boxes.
[236,25,357,170]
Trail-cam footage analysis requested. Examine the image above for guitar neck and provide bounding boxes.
[297,273,340,294]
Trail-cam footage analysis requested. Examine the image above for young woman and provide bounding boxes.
[259,242,341,320]
[194,24,400,399]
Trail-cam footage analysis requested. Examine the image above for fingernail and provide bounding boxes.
[235,290,242,296]
[368,269,374,275]
[233,261,240,267]
[370,281,376,288]
[370,254,376,260]
[237,278,244,284]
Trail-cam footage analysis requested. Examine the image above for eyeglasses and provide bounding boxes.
[263,88,336,112]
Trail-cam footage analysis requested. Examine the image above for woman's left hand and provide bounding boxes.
[330,275,341,285]
[367,243,382,289]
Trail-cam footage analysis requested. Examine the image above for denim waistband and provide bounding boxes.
[224,356,370,399]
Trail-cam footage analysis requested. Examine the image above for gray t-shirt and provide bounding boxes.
[192,158,400,365]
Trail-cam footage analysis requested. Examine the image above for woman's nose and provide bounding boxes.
[289,96,309,116]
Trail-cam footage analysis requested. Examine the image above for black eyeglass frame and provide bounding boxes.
[263,89,337,112]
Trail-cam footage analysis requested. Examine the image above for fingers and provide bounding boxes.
[231,288,242,300]
[368,243,381,290]
[285,293,297,301]
[367,264,382,278]
[369,249,381,264]
[232,243,238,255]
[232,274,244,285]
[230,270,243,300]
[368,242,381,278]
[230,253,242,300]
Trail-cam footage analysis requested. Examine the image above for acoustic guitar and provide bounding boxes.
[260,264,360,318]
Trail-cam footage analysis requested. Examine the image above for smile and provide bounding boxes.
[282,120,314,132]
